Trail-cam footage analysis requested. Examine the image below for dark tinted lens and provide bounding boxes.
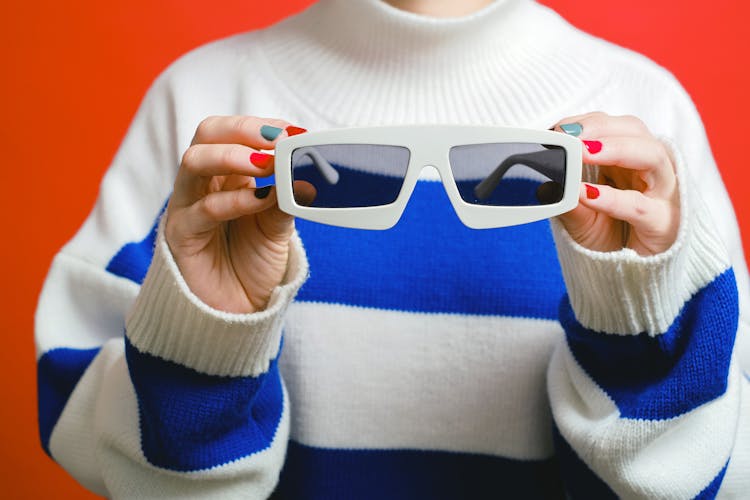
[291,144,410,208]
[449,143,566,206]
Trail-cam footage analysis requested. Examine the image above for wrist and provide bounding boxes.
[551,138,730,335]
[126,217,309,377]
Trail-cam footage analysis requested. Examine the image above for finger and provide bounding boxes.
[183,144,276,178]
[577,182,671,233]
[183,186,281,234]
[173,145,276,206]
[556,189,597,237]
[221,173,255,192]
[192,115,294,149]
[292,180,317,207]
[253,181,319,241]
[581,136,676,197]
[552,111,649,138]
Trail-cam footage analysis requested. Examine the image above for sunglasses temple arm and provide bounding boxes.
[293,146,340,184]
[473,149,566,200]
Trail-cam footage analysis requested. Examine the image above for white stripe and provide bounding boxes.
[717,375,750,498]
[50,339,290,498]
[35,253,139,358]
[281,302,563,460]
[549,341,738,498]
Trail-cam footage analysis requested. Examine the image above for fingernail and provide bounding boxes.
[585,183,600,200]
[583,140,602,154]
[260,125,283,141]
[250,152,274,168]
[254,186,272,199]
[286,125,307,136]
[560,123,583,137]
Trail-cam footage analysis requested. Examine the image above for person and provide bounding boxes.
[35,0,749,497]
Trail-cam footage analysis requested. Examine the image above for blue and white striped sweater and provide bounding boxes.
[38,178,745,498]
[34,0,750,495]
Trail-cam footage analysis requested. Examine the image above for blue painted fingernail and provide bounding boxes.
[560,123,583,137]
[260,125,283,141]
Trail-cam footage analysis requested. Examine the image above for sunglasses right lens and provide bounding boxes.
[449,143,567,206]
[291,144,410,208]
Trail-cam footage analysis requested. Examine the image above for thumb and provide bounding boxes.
[254,181,317,241]
[254,187,296,242]
[556,183,598,236]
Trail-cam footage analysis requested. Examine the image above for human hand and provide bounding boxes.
[552,112,680,256]
[165,116,310,313]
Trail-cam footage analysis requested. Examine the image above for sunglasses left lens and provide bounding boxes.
[449,143,566,206]
[291,144,410,208]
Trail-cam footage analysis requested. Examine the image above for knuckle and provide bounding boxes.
[219,146,237,169]
[623,114,650,134]
[633,201,648,219]
[181,145,201,173]
[603,137,622,159]
[199,196,222,220]
[627,191,648,217]
[231,115,256,136]
[227,190,252,217]
[230,190,247,212]
[582,111,608,135]
[195,116,219,138]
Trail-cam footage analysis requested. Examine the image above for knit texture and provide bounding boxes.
[34,0,749,498]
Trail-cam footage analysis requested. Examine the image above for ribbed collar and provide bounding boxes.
[259,0,606,127]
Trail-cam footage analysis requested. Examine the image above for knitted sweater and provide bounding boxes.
[36,0,750,498]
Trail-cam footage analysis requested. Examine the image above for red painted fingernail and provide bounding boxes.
[286,126,307,136]
[583,140,602,154]
[250,152,273,168]
[585,183,600,200]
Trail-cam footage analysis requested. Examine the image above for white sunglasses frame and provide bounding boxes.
[274,125,582,230]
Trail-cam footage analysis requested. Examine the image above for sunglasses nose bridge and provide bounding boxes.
[411,163,442,182]
[409,149,451,178]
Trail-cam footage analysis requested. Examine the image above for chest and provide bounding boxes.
[295,180,566,319]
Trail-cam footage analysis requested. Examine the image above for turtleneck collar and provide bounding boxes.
[258,0,607,127]
[302,0,523,57]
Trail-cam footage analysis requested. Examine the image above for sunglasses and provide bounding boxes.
[274,125,582,229]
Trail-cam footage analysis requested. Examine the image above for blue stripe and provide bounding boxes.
[105,203,166,284]
[295,164,404,208]
[37,347,101,455]
[694,461,728,500]
[561,269,738,420]
[296,162,550,208]
[125,337,284,471]
[552,425,617,499]
[272,441,564,500]
[296,179,566,319]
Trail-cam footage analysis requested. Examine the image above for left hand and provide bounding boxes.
[553,112,680,256]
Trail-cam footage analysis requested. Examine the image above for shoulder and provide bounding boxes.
[539,4,699,128]
[564,22,688,101]
[137,27,283,127]
[156,30,263,89]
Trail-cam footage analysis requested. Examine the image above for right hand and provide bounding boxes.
[165,115,306,314]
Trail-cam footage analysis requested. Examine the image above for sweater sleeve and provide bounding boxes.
[547,113,750,496]
[35,68,308,498]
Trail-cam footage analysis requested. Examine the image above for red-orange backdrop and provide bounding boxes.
[2,1,748,497]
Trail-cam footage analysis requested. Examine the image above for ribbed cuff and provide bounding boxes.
[551,138,730,335]
[126,220,309,377]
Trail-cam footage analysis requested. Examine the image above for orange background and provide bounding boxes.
[2,1,748,497]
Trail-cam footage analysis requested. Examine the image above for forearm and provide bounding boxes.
[38,222,308,497]
[547,142,747,497]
